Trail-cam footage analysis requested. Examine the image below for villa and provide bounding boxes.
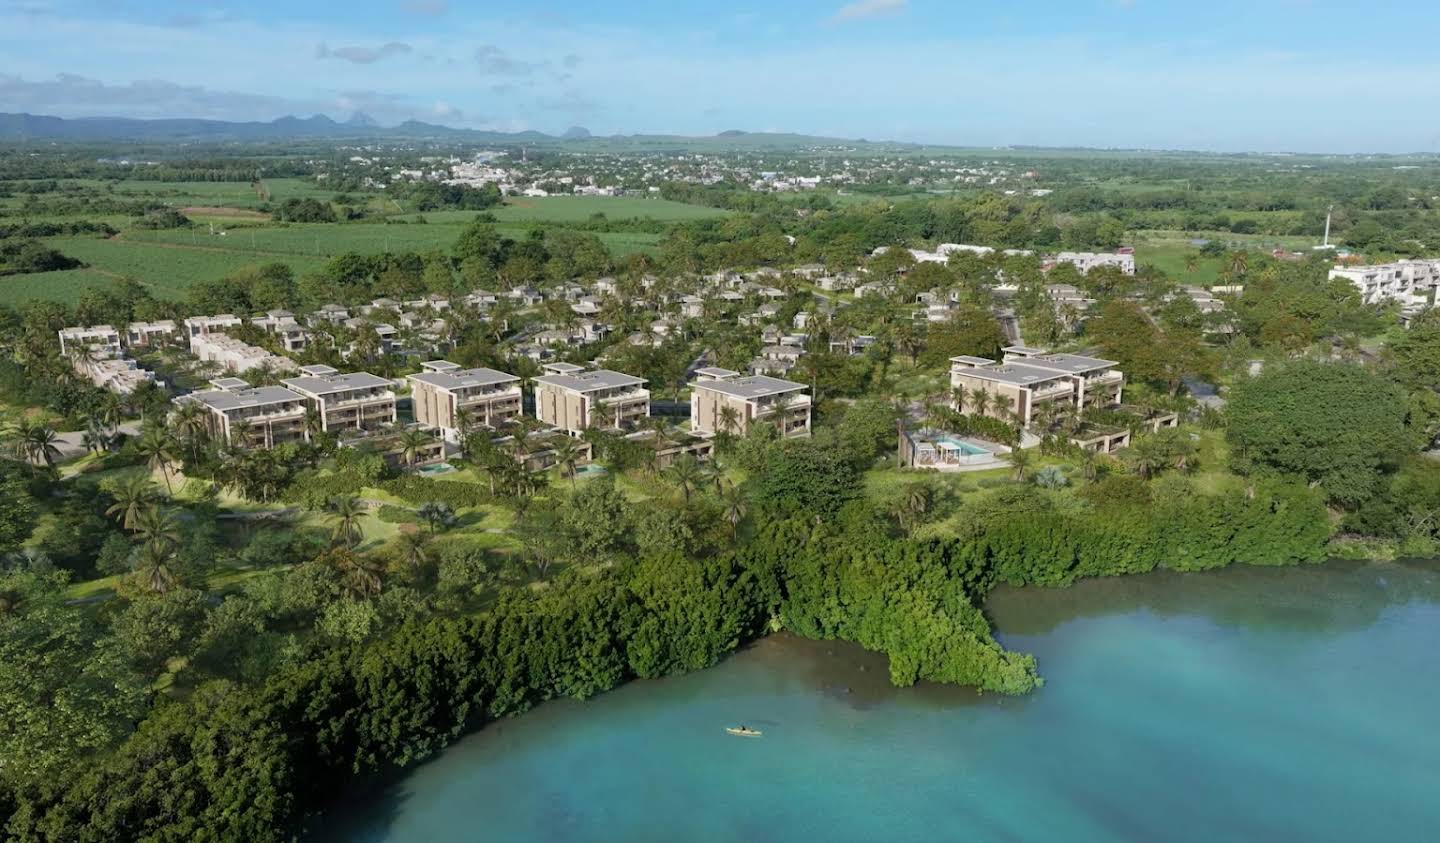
[408,360,523,442]
[280,365,396,434]
[190,333,295,375]
[689,367,811,438]
[58,325,121,357]
[533,362,650,434]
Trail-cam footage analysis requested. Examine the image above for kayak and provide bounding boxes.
[725,727,762,737]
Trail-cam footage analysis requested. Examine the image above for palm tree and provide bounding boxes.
[1228,250,1250,278]
[394,531,432,577]
[1185,253,1199,276]
[133,506,182,556]
[1079,448,1101,483]
[589,401,616,431]
[665,454,703,503]
[769,391,796,434]
[329,496,367,548]
[720,482,747,538]
[397,428,431,469]
[106,475,157,532]
[81,418,111,455]
[970,389,992,418]
[416,501,457,533]
[1002,447,1033,482]
[302,406,324,442]
[228,418,254,451]
[13,421,61,469]
[552,438,583,489]
[453,406,476,438]
[133,542,179,595]
[136,427,179,495]
[716,404,741,435]
[1125,437,1169,480]
[329,549,384,599]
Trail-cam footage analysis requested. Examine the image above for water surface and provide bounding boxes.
[328,560,1440,842]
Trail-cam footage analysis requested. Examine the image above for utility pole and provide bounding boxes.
[1322,204,1334,248]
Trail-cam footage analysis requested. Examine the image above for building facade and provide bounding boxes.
[407,360,523,441]
[532,362,649,434]
[689,367,811,438]
[177,378,308,448]
[281,365,396,434]
[950,346,1124,427]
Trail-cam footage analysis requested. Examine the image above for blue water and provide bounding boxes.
[325,560,1440,842]
[936,436,988,456]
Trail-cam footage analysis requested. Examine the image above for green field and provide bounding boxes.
[102,177,340,209]
[486,196,728,223]
[1133,228,1325,284]
[125,222,660,259]
[0,268,121,307]
[20,236,326,304]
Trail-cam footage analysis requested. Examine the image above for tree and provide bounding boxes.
[0,569,147,783]
[416,500,457,533]
[717,404,741,435]
[664,454,703,503]
[133,505,182,557]
[397,428,432,469]
[1227,360,1409,507]
[106,475,158,532]
[11,420,61,469]
[1002,447,1033,482]
[393,531,432,579]
[329,496,367,548]
[322,547,384,598]
[137,427,180,495]
[720,482,748,538]
[552,438,584,490]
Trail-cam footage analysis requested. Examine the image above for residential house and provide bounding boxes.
[252,310,309,353]
[191,333,295,375]
[183,314,244,346]
[125,320,179,348]
[689,367,811,438]
[58,325,121,357]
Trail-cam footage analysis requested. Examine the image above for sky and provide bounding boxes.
[2,0,1440,153]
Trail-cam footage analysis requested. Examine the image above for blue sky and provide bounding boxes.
[2,0,1439,152]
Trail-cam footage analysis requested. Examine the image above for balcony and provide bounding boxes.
[596,387,651,405]
[1030,382,1074,400]
[1085,370,1124,387]
[456,387,522,406]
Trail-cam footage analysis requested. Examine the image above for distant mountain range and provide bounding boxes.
[0,112,908,151]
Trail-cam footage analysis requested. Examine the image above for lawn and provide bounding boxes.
[1132,228,1324,285]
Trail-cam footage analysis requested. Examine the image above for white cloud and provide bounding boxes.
[316,41,412,64]
[831,0,908,23]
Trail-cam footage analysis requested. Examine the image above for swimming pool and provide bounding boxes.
[416,462,456,475]
[935,437,989,456]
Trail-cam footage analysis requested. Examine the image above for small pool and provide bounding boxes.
[417,462,456,475]
[575,464,608,477]
[935,437,989,456]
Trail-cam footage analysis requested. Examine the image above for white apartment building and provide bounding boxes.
[689,367,811,438]
[1328,260,1440,308]
[58,325,121,357]
[1052,251,1136,275]
[408,360,523,442]
[281,365,396,434]
[252,310,310,354]
[184,315,244,345]
[177,377,309,448]
[190,333,295,375]
[533,362,649,434]
[125,320,179,348]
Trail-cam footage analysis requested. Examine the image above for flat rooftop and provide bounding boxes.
[950,355,997,366]
[1019,353,1118,374]
[953,363,1074,387]
[185,385,305,412]
[282,371,392,396]
[534,369,646,393]
[695,374,806,400]
[409,367,520,391]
